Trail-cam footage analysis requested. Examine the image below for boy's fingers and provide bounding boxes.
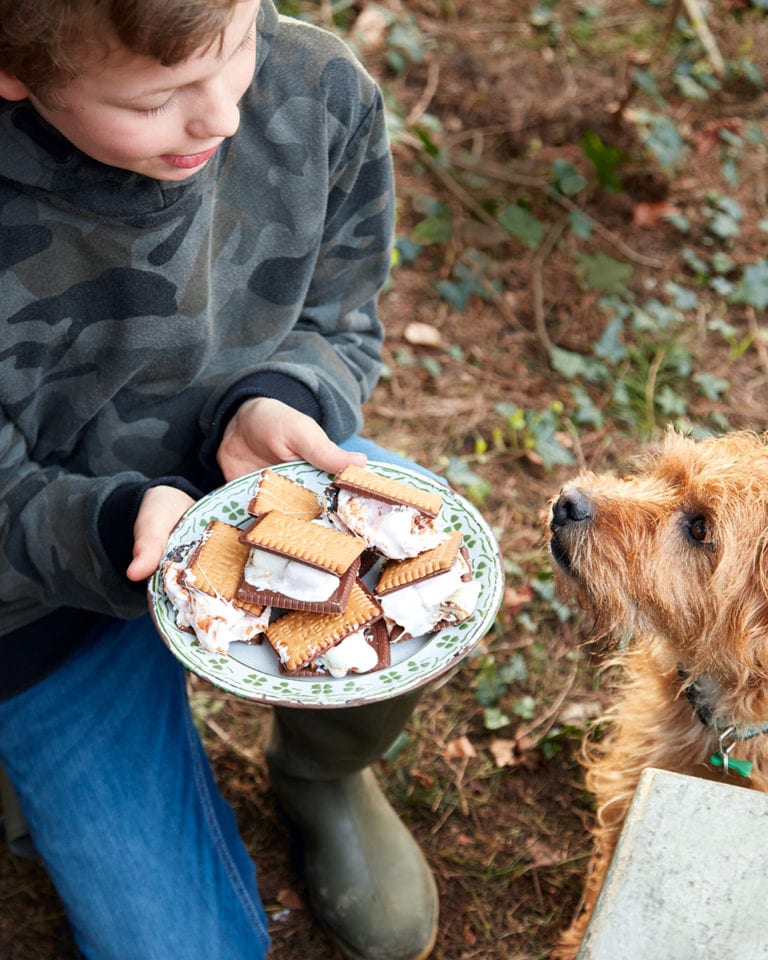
[299,437,366,475]
[127,487,195,581]
[126,540,165,582]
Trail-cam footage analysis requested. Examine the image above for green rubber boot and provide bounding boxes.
[266,691,438,960]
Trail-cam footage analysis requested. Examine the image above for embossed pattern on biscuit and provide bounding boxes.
[239,512,365,574]
[333,465,443,517]
[265,581,382,672]
[247,469,322,519]
[375,530,463,595]
[186,520,265,616]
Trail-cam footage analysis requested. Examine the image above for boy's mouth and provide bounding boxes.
[161,146,219,169]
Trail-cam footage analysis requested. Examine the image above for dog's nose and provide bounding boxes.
[551,487,594,528]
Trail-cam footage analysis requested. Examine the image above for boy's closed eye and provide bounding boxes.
[126,23,256,118]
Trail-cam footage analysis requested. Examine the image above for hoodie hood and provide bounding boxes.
[0,0,279,218]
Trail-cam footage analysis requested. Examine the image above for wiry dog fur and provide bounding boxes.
[547,429,768,959]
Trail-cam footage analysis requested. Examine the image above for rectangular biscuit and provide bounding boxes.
[236,556,360,614]
[239,512,365,575]
[277,618,392,677]
[375,530,464,595]
[185,520,266,617]
[265,581,382,672]
[332,465,443,518]
[247,469,322,520]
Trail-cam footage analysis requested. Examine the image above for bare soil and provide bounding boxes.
[2,2,768,958]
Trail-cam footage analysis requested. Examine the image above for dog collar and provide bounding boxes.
[678,666,768,778]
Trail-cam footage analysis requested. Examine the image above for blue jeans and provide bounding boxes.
[0,438,432,960]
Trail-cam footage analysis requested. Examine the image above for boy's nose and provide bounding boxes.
[186,83,241,140]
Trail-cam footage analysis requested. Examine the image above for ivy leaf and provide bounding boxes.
[550,346,606,383]
[594,314,627,364]
[512,695,537,720]
[731,260,768,309]
[578,252,634,294]
[498,203,544,249]
[411,215,452,245]
[551,157,586,196]
[569,209,594,238]
[527,412,576,469]
[443,456,492,504]
[634,111,688,171]
[484,707,512,731]
[581,130,623,191]
[694,372,729,401]
[569,385,604,427]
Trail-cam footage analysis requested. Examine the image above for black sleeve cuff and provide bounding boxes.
[98,476,203,585]
[197,371,322,488]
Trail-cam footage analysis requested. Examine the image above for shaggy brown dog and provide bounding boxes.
[547,429,768,959]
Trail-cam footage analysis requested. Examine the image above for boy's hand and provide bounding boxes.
[217,397,367,481]
[126,485,196,582]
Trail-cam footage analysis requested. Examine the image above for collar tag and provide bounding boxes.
[710,727,754,778]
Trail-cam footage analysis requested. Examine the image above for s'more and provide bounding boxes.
[374,530,481,640]
[162,520,270,655]
[236,511,366,613]
[325,464,449,559]
[265,581,388,676]
[247,469,323,520]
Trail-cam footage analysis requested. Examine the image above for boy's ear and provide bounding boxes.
[0,70,31,102]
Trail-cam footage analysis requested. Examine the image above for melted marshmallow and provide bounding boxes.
[164,561,269,655]
[378,553,480,637]
[335,490,447,559]
[317,630,379,678]
[243,548,340,601]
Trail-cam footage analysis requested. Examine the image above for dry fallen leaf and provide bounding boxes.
[632,200,681,228]
[351,7,390,51]
[277,888,305,911]
[527,839,563,869]
[489,737,517,768]
[504,583,533,613]
[558,700,603,725]
[444,736,477,761]
[404,321,442,347]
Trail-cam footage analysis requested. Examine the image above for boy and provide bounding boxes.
[0,2,439,958]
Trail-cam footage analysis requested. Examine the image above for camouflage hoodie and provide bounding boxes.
[0,0,393,697]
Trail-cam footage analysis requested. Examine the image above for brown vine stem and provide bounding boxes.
[449,153,664,269]
[532,220,567,358]
[747,306,768,378]
[406,59,441,127]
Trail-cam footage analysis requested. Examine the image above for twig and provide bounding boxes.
[614,0,682,116]
[409,142,503,233]
[515,662,579,745]
[203,715,262,766]
[747,306,768,378]
[681,0,725,79]
[545,192,663,269]
[406,59,441,127]
[646,345,666,429]
[532,220,567,357]
[449,153,664,268]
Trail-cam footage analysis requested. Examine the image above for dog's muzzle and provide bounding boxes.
[549,486,594,573]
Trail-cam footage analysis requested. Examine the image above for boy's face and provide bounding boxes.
[26,0,261,181]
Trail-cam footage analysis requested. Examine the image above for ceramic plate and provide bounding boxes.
[148,460,503,708]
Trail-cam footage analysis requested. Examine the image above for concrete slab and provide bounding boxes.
[576,767,768,959]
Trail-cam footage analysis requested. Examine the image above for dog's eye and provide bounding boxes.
[687,514,710,544]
